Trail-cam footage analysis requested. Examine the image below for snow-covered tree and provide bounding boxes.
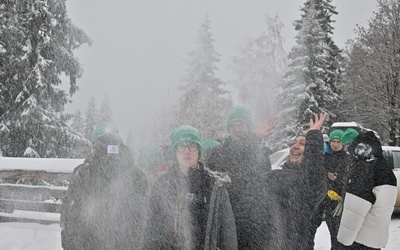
[342,0,400,145]
[99,94,112,123]
[230,14,286,124]
[83,96,99,141]
[154,90,179,145]
[0,0,92,157]
[271,0,343,149]
[176,15,232,139]
[71,110,85,135]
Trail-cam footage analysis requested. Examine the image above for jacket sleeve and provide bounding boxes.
[338,158,397,247]
[300,130,327,204]
[204,180,238,250]
[337,192,372,246]
[60,163,91,249]
[142,181,172,249]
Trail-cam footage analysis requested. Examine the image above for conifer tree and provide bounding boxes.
[271,0,343,148]
[0,0,91,157]
[84,97,99,141]
[342,0,400,145]
[176,15,232,139]
[230,14,286,124]
[99,94,112,123]
[71,110,85,135]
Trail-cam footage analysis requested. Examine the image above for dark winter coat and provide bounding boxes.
[337,131,397,249]
[142,163,237,250]
[250,129,327,249]
[206,132,271,248]
[281,161,300,170]
[324,146,352,196]
[60,133,148,250]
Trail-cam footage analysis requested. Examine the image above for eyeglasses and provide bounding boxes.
[176,143,199,152]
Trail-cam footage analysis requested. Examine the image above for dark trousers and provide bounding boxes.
[309,197,343,249]
[308,200,325,248]
[325,203,342,250]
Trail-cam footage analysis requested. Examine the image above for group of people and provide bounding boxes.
[60,107,397,250]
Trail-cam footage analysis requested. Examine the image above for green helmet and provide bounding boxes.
[342,128,359,146]
[329,129,344,143]
[226,107,253,129]
[170,125,203,157]
[91,121,119,145]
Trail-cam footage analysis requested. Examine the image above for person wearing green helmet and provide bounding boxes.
[61,121,148,249]
[279,132,307,170]
[206,106,272,248]
[90,121,119,145]
[199,139,221,163]
[136,144,171,183]
[143,125,237,250]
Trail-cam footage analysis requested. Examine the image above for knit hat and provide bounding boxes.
[93,133,123,156]
[170,125,203,156]
[329,129,344,143]
[341,128,359,146]
[91,121,119,145]
[226,107,253,129]
[202,139,221,153]
[295,132,306,139]
[137,144,165,171]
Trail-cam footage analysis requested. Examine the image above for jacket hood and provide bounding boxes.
[348,131,382,161]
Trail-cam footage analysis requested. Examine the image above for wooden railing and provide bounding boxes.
[0,157,84,224]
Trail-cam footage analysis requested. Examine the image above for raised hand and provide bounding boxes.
[255,116,279,138]
[308,113,327,131]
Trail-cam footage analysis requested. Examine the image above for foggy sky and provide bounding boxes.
[64,0,378,141]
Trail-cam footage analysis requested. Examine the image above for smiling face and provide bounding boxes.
[289,136,306,163]
[175,142,199,174]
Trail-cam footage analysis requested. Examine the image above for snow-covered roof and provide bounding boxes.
[0,210,60,222]
[0,157,84,173]
[331,122,360,127]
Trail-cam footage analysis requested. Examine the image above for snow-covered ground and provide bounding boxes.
[0,219,399,249]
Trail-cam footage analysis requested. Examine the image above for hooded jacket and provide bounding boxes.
[142,162,237,250]
[337,131,397,248]
[61,133,148,250]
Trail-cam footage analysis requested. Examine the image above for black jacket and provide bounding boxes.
[324,146,352,196]
[142,163,237,250]
[61,133,148,250]
[250,130,327,249]
[206,132,271,248]
[338,131,397,248]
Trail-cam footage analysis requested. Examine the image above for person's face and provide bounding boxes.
[289,136,306,163]
[330,139,343,152]
[228,121,250,140]
[175,142,199,173]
